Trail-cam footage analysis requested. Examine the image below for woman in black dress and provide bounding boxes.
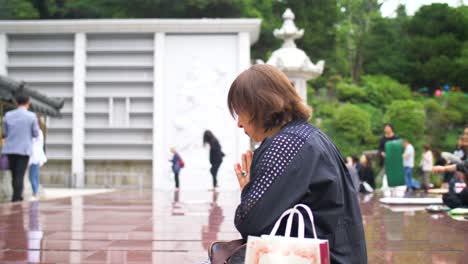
[203,130,224,189]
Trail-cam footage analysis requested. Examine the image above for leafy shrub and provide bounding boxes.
[336,82,366,103]
[362,75,412,108]
[331,104,373,156]
[356,103,384,135]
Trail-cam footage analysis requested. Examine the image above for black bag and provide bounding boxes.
[209,239,246,264]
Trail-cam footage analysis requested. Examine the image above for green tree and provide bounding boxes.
[406,3,468,91]
[244,0,337,68]
[8,0,338,72]
[26,0,245,19]
[336,0,381,81]
[0,0,39,19]
[452,42,468,92]
[363,5,410,84]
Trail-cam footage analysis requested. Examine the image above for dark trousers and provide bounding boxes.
[8,154,30,202]
[174,172,180,188]
[210,162,221,188]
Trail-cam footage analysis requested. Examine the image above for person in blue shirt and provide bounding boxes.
[402,139,415,192]
[2,94,39,202]
[169,147,183,190]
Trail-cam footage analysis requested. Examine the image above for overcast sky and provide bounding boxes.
[380,0,464,17]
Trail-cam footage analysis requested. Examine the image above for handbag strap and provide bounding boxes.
[269,208,305,238]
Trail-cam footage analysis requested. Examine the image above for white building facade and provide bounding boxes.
[0,19,260,190]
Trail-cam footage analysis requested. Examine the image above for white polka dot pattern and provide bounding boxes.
[235,121,314,224]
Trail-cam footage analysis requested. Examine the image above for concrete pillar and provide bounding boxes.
[290,78,307,103]
[0,34,7,75]
[72,33,86,188]
[153,32,166,190]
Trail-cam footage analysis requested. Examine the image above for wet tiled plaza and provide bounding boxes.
[0,190,467,263]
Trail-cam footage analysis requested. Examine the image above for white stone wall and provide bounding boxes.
[0,19,260,190]
[162,34,242,190]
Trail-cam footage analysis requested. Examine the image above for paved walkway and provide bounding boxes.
[0,190,466,263]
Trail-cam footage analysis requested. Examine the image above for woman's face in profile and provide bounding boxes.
[237,112,265,142]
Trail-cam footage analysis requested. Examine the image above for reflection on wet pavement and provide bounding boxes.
[0,190,466,263]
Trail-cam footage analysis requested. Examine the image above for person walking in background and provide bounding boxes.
[203,130,224,189]
[28,113,47,201]
[402,139,415,193]
[169,147,183,190]
[420,144,433,192]
[377,123,400,188]
[378,123,399,166]
[2,94,39,202]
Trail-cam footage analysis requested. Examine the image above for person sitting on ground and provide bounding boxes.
[433,149,456,192]
[227,64,367,263]
[346,155,360,192]
[358,154,375,192]
[433,160,468,208]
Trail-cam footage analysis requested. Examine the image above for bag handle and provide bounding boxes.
[285,208,305,238]
[294,204,318,239]
[269,208,305,238]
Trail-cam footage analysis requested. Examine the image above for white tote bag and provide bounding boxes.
[245,204,330,264]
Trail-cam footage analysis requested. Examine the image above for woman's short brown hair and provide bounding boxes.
[227,64,311,131]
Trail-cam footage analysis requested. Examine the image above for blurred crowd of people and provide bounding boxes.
[346,124,468,198]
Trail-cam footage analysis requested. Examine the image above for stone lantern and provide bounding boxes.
[266,8,325,102]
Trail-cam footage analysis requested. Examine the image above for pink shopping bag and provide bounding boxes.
[245,204,329,264]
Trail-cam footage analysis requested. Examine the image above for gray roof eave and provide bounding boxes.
[0,75,64,117]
